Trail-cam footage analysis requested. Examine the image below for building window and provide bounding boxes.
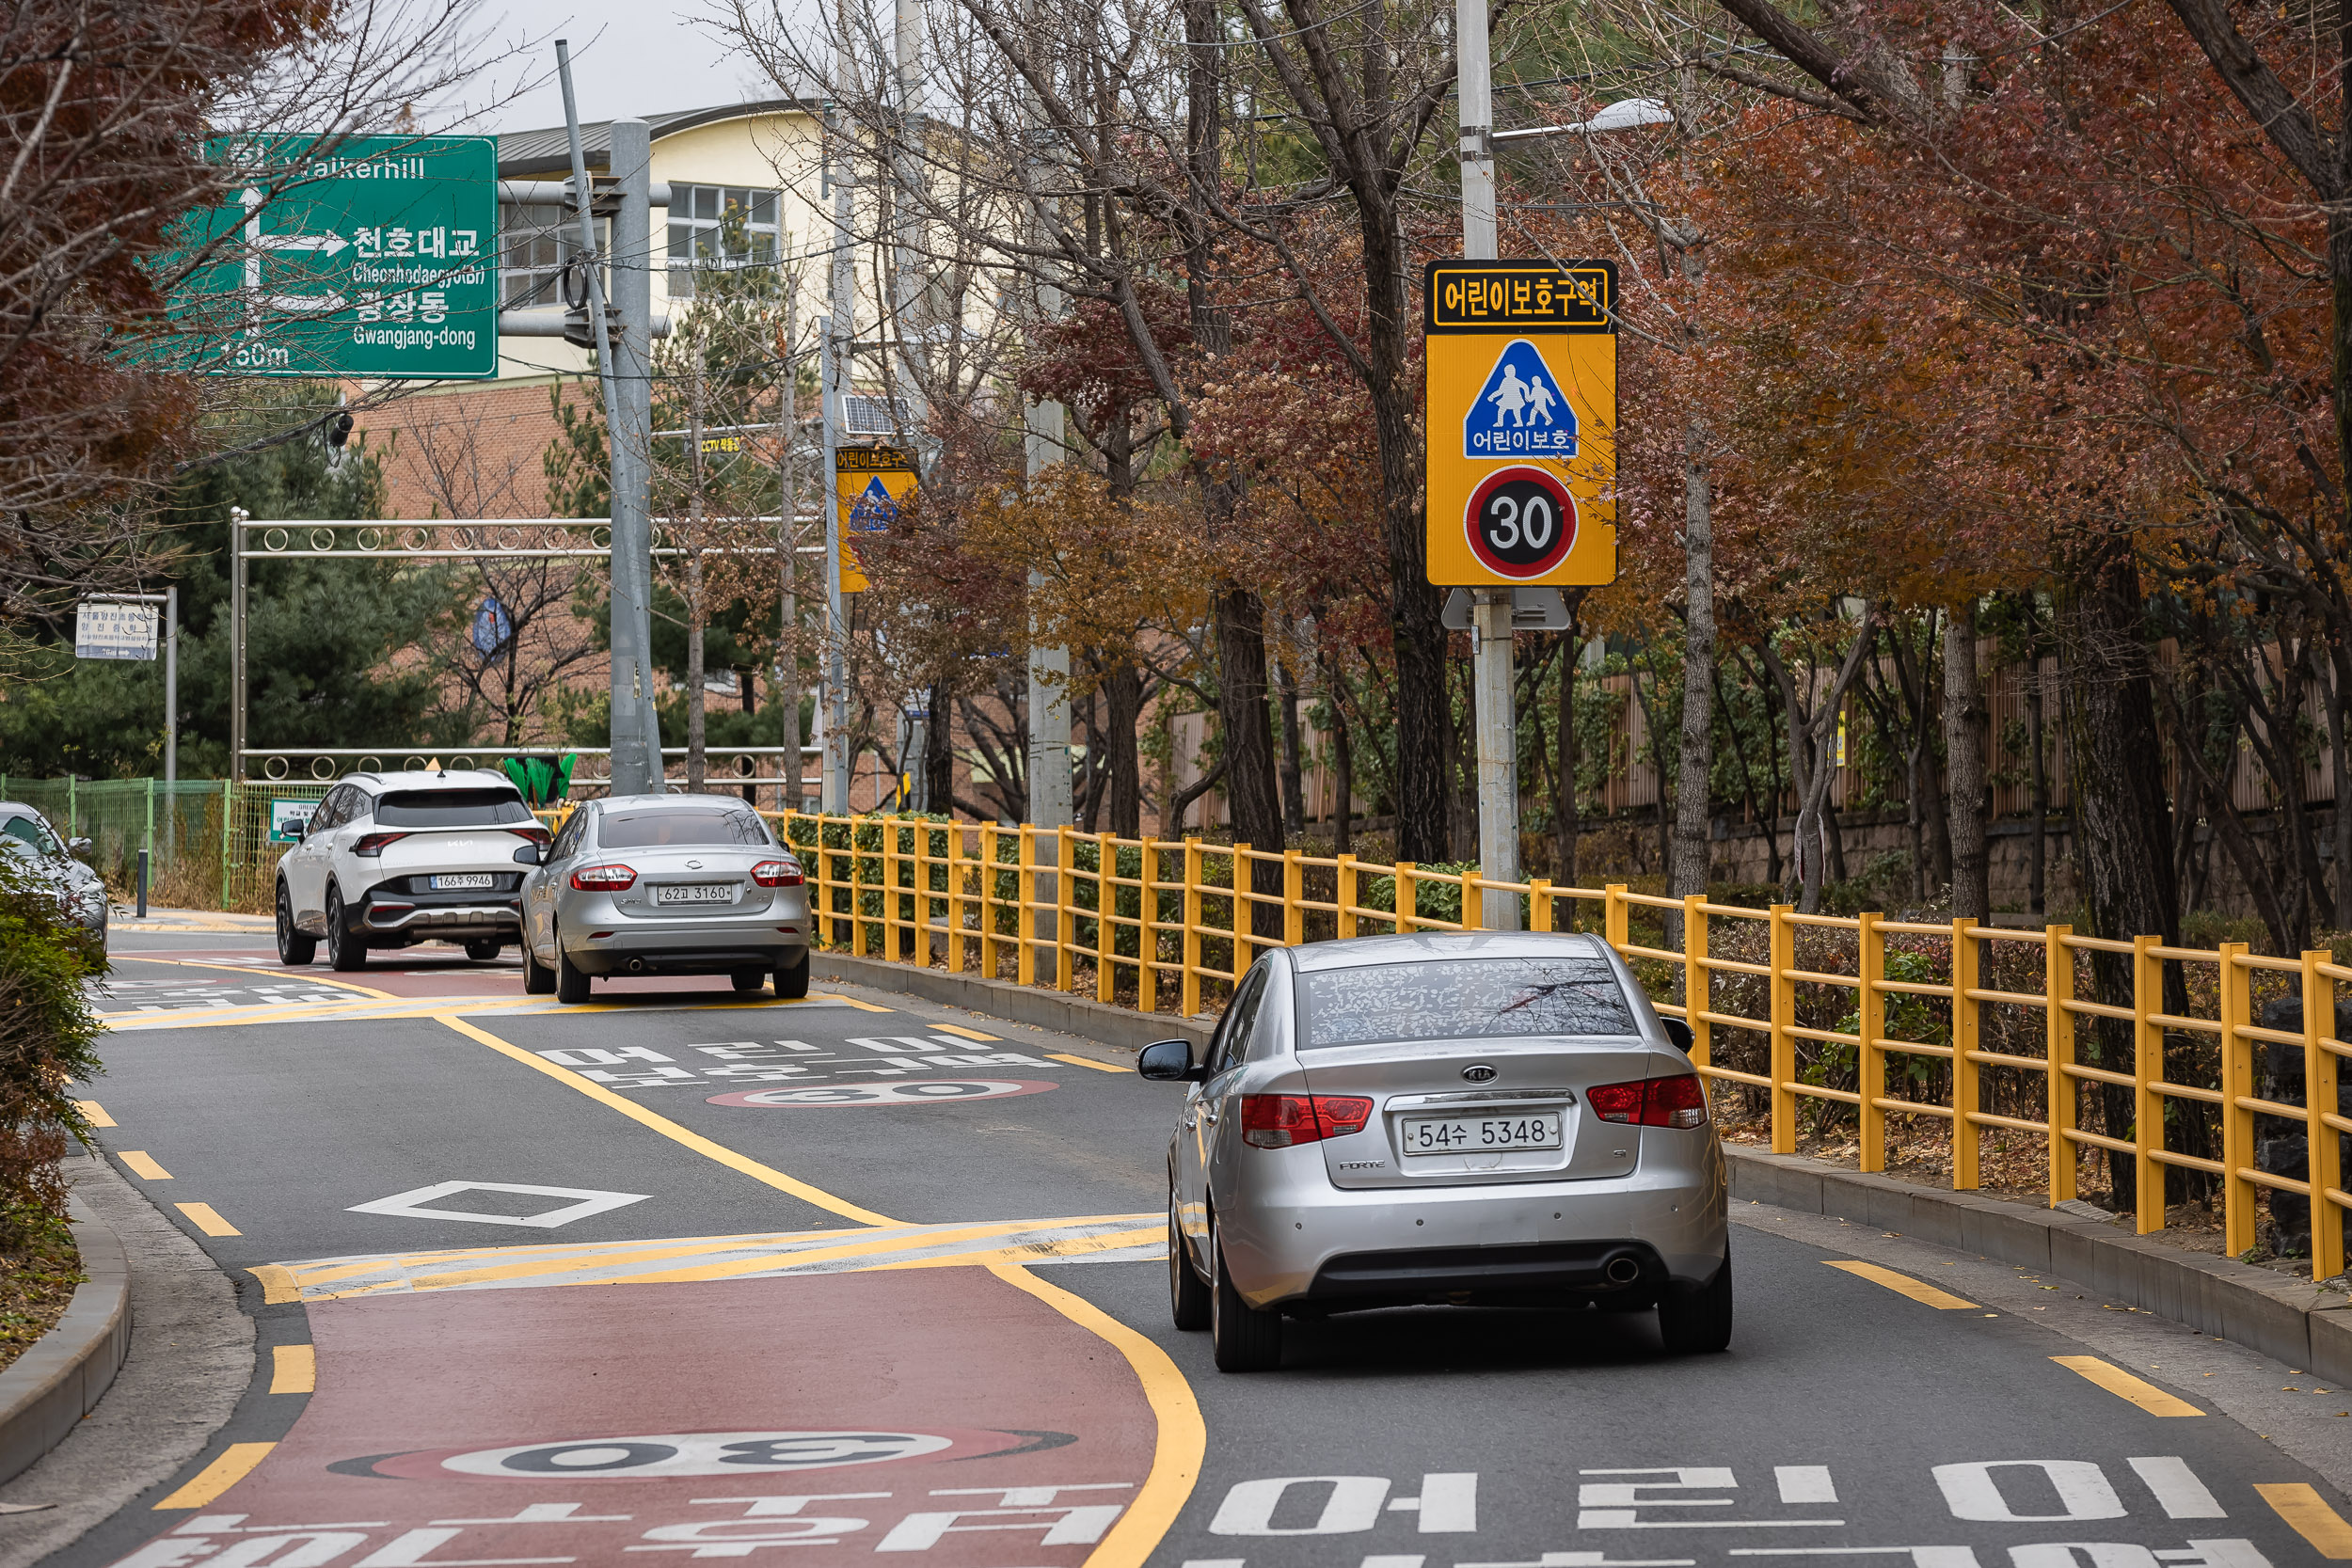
[668,185,780,298]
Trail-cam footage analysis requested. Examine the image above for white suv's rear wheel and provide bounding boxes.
[326,886,367,971]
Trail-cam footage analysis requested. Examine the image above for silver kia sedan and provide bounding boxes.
[516,794,811,1004]
[1140,931,1730,1370]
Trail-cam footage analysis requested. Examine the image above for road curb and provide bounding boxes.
[0,1184,131,1490]
[811,952,1211,1053]
[1728,1148,2352,1378]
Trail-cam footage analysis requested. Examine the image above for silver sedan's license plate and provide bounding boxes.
[655,882,736,906]
[1400,1112,1563,1154]
[430,873,496,890]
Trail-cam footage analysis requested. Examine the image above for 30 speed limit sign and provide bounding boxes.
[1423,260,1616,588]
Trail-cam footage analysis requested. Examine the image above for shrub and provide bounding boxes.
[0,857,103,1243]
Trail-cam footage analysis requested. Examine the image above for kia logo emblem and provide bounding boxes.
[1462,1064,1498,1084]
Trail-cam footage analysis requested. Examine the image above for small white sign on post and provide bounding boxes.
[75,600,158,660]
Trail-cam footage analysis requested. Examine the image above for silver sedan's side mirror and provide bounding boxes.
[1137,1039,1204,1082]
[67,836,92,855]
[1661,1017,1694,1053]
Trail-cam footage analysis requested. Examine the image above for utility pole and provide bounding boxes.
[1457,0,1521,929]
[558,43,658,797]
[891,0,930,451]
[612,117,664,793]
[819,23,857,815]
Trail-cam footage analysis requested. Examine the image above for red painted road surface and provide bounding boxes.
[115,1270,1153,1565]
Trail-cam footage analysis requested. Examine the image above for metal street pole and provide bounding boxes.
[229,506,247,784]
[557,42,656,797]
[163,583,177,862]
[1457,0,1521,929]
[612,117,664,793]
[819,60,856,816]
[164,585,178,788]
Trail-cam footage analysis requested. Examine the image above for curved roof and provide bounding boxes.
[498,97,819,178]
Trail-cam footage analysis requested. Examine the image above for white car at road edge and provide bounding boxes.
[276,768,548,971]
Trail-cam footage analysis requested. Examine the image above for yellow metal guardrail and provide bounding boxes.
[766,810,2352,1283]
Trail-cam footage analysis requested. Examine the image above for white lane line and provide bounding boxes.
[2128,1455,2224,1518]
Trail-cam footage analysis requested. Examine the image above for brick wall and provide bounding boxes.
[352,375,599,521]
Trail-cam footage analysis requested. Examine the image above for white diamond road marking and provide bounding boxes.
[347,1180,652,1229]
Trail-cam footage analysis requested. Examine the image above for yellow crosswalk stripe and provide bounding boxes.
[2259,1483,2352,1557]
[153,1444,275,1510]
[1824,1259,1978,1309]
[2051,1355,2204,1417]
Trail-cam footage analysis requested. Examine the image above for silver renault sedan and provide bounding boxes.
[517,794,811,1003]
[1139,931,1729,1370]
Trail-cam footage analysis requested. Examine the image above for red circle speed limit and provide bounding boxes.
[1464,466,1577,578]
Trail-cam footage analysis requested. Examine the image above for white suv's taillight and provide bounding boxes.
[570,863,637,891]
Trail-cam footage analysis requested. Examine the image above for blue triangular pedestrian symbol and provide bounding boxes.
[1464,339,1578,460]
[848,475,898,533]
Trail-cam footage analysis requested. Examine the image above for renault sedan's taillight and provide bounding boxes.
[351,832,410,857]
[570,863,637,891]
[1240,1094,1375,1148]
[1588,1073,1709,1129]
[751,858,804,887]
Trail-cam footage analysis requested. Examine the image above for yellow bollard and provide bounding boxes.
[1769,903,1795,1154]
[2219,942,2253,1257]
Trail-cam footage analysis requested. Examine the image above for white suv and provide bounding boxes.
[275,769,549,971]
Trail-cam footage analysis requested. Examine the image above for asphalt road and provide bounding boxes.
[21,924,2352,1568]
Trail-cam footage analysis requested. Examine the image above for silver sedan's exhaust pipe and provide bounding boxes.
[1603,1253,1643,1287]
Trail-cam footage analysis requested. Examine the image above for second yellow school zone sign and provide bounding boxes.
[834,445,916,594]
[1423,260,1617,588]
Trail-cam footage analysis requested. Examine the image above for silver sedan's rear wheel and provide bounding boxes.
[1657,1247,1733,1354]
[1169,1192,1208,1332]
[554,927,591,1004]
[1209,1215,1281,1371]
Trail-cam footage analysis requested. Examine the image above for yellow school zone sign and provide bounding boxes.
[1423,260,1617,588]
[834,445,915,594]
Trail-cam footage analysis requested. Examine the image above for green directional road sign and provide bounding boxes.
[162,135,498,380]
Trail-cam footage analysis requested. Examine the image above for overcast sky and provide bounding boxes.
[469,0,786,134]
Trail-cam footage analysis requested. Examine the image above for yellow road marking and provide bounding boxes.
[437,1014,895,1226]
[440,1009,1201,1568]
[251,1265,299,1305]
[2260,1483,2352,1557]
[2052,1355,2204,1417]
[269,1344,315,1394]
[1049,1053,1128,1073]
[873,1227,1163,1272]
[1825,1259,1978,1309]
[824,992,896,1013]
[990,1264,1203,1568]
[932,1022,1000,1041]
[75,1100,114,1127]
[176,1203,240,1237]
[119,1151,171,1180]
[617,1218,1085,1286]
[153,1443,275,1509]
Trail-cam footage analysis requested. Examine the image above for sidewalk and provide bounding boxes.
[108,907,270,936]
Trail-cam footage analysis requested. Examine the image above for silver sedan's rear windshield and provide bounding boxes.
[1301,957,1638,1048]
[599,808,774,848]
